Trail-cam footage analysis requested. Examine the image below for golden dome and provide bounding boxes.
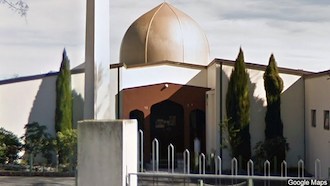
[120,3,210,66]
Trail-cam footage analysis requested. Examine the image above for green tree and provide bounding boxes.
[21,122,53,170]
[225,48,251,167]
[264,54,283,139]
[56,129,77,172]
[0,128,22,164]
[55,49,72,133]
[55,49,73,166]
[263,54,287,168]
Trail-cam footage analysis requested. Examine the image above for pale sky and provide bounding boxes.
[1,0,330,79]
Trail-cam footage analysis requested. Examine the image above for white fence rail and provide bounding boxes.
[133,130,325,185]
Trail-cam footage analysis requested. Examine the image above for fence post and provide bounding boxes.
[264,160,270,177]
[264,160,270,186]
[281,160,287,177]
[127,173,130,186]
[231,158,238,176]
[247,159,254,176]
[168,144,175,173]
[298,159,304,178]
[315,159,321,179]
[138,130,143,172]
[152,138,159,172]
[215,156,221,175]
[231,158,238,185]
[199,153,206,174]
[183,149,190,174]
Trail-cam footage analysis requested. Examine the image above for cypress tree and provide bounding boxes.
[263,54,286,166]
[225,48,251,166]
[264,54,283,139]
[55,49,72,133]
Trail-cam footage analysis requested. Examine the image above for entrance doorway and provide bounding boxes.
[129,109,144,131]
[150,100,184,161]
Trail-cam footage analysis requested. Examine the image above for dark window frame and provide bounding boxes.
[324,110,329,130]
[311,109,316,128]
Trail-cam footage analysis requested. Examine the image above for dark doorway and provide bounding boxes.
[129,109,145,132]
[129,109,145,165]
[150,100,184,162]
[190,109,206,154]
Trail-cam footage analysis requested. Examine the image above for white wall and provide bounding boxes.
[205,63,219,157]
[281,76,305,166]
[84,0,111,120]
[121,65,207,89]
[0,73,84,138]
[206,90,217,155]
[0,78,45,137]
[109,64,208,118]
[207,62,217,89]
[217,64,304,168]
[305,75,330,179]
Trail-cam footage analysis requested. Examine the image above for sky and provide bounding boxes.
[1,0,330,79]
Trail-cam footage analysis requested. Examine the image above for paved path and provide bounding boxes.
[0,176,75,186]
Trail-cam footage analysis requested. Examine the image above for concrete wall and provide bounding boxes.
[77,120,137,186]
[0,73,84,138]
[305,75,330,178]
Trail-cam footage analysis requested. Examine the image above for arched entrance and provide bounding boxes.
[129,109,145,166]
[150,100,184,161]
[129,109,144,131]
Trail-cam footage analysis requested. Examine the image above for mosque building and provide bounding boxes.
[0,2,329,178]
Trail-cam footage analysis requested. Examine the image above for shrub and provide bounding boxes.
[0,127,22,164]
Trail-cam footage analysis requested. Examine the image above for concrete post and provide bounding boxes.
[77,120,137,186]
[84,0,111,120]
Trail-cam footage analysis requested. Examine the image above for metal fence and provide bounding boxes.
[129,130,325,186]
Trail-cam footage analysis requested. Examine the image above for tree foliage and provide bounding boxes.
[0,0,28,16]
[55,49,72,133]
[21,122,53,164]
[0,128,22,164]
[263,54,286,168]
[225,48,251,166]
[56,129,77,171]
[264,54,284,139]
[254,137,289,171]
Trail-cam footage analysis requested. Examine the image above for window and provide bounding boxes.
[324,110,329,130]
[311,109,316,127]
